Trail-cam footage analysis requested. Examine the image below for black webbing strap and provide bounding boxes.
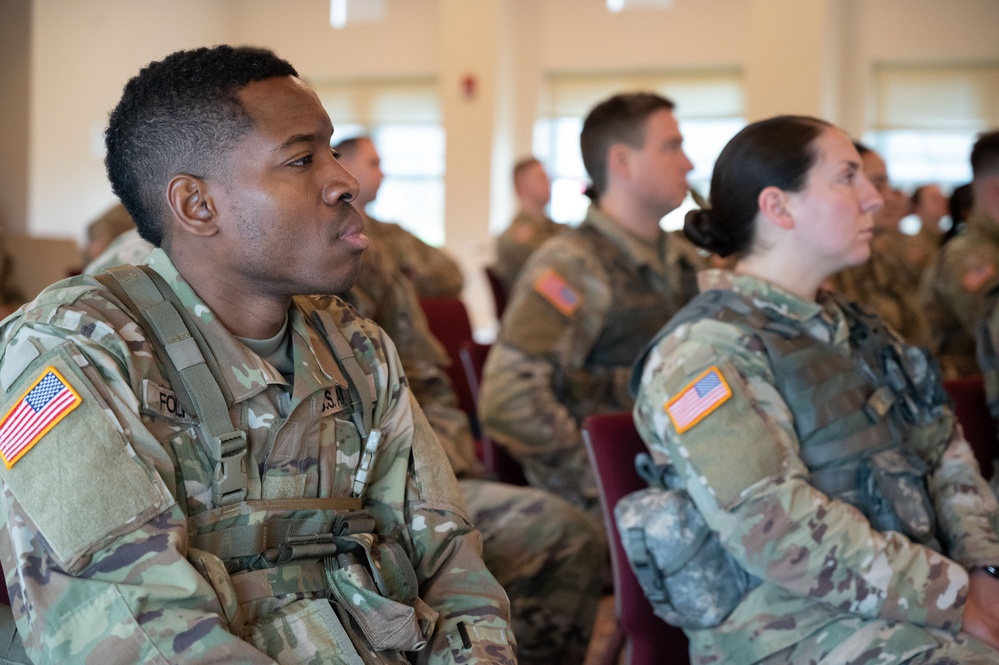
[95,265,247,507]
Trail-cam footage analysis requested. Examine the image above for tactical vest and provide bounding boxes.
[578,223,699,369]
[618,288,949,629]
[647,288,946,542]
[95,266,432,664]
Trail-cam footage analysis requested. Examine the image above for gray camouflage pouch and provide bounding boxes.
[615,455,757,628]
[861,448,939,549]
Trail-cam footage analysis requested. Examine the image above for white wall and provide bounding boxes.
[12,0,999,329]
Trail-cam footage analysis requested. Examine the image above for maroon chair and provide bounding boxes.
[582,412,690,665]
[943,374,998,480]
[458,340,527,486]
[418,297,477,426]
[484,266,508,320]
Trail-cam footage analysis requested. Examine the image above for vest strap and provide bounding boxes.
[96,265,247,507]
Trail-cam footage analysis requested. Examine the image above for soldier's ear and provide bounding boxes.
[758,186,794,230]
[166,174,219,238]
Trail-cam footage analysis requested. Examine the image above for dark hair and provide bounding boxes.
[971,130,999,180]
[949,183,974,225]
[853,141,872,156]
[579,92,675,201]
[685,115,831,257]
[105,45,297,247]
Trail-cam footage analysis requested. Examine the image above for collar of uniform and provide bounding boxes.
[966,209,999,245]
[143,248,326,403]
[697,269,827,322]
[584,205,667,273]
[287,301,350,401]
[698,270,850,347]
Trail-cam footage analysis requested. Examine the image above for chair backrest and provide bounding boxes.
[418,297,477,426]
[943,374,997,480]
[484,266,508,320]
[459,340,527,486]
[582,412,690,665]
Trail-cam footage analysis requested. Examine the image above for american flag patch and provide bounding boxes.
[534,269,582,316]
[665,366,731,433]
[0,368,82,468]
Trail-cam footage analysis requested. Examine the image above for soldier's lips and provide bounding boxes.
[337,214,369,251]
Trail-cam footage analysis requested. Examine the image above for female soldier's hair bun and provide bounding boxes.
[684,208,737,257]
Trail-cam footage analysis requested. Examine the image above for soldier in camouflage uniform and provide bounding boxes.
[79,83,604,665]
[922,132,999,379]
[335,137,464,299]
[492,158,564,296]
[478,92,704,515]
[830,145,930,346]
[630,115,999,664]
[0,45,514,663]
[346,216,606,665]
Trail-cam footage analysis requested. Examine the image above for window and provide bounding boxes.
[533,70,745,231]
[864,63,999,192]
[312,78,446,245]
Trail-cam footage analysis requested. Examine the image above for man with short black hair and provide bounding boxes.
[0,45,513,663]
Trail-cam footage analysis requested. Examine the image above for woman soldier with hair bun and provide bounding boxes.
[627,115,999,664]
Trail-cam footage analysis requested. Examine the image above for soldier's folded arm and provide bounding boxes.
[0,316,277,663]
[358,330,516,664]
[638,325,976,632]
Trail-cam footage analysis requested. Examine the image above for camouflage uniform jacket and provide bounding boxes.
[492,211,564,296]
[920,210,999,378]
[830,230,931,347]
[83,228,159,276]
[345,235,485,480]
[479,205,703,511]
[363,215,464,299]
[0,248,513,663]
[633,269,999,664]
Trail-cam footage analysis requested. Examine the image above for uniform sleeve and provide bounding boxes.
[633,318,971,632]
[0,302,276,664]
[353,325,516,664]
[385,226,464,299]
[478,242,609,511]
[934,241,999,336]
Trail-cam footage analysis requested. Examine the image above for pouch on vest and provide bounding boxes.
[860,448,940,549]
[243,598,367,665]
[614,454,757,629]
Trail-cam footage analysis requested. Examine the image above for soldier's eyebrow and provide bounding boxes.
[274,133,323,152]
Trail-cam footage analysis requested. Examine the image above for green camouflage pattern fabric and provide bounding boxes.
[830,229,931,347]
[632,269,999,665]
[347,220,605,665]
[0,248,514,664]
[479,204,704,516]
[363,215,464,299]
[492,212,565,296]
[83,228,154,276]
[920,211,999,379]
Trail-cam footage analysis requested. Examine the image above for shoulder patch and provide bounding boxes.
[533,268,582,316]
[0,367,81,468]
[665,366,731,433]
[961,263,997,293]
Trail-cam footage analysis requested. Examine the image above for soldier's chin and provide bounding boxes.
[323,257,363,296]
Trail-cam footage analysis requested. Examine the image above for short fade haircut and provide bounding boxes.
[579,92,675,200]
[971,130,999,181]
[104,45,297,247]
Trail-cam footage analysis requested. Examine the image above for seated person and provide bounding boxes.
[629,115,999,664]
[0,44,513,663]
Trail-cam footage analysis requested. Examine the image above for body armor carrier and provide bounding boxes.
[562,223,700,419]
[617,288,949,629]
[95,266,432,664]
